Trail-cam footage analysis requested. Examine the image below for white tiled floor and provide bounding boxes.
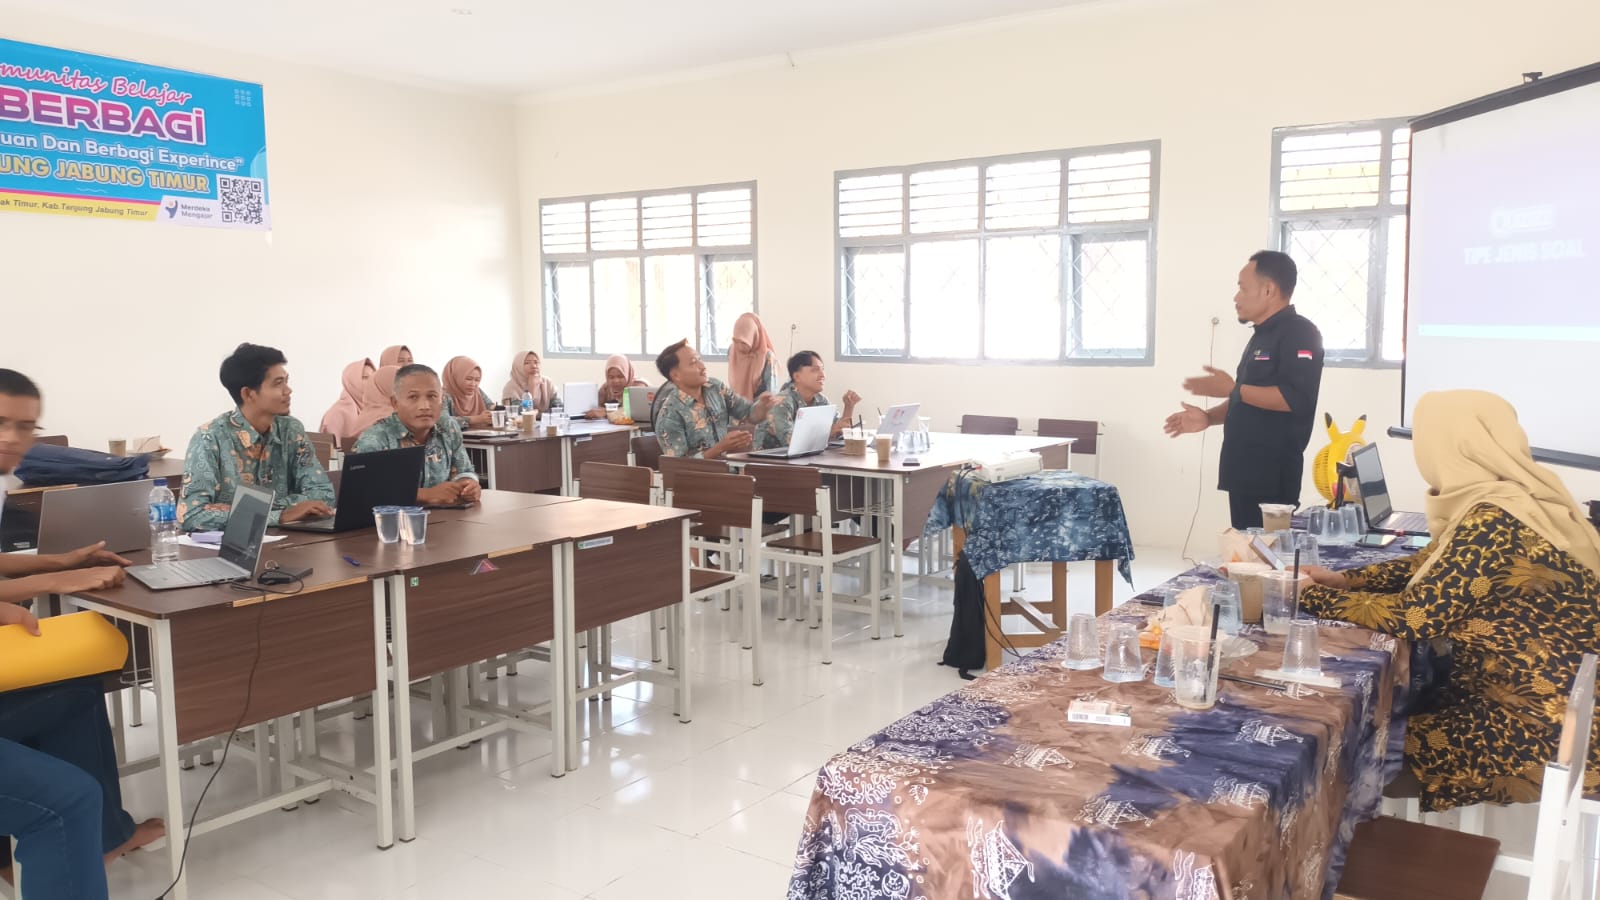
[105,549,1189,899]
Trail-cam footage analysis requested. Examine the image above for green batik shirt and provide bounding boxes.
[352,413,478,488]
[179,409,335,531]
[442,389,495,430]
[756,384,834,449]
[654,378,756,458]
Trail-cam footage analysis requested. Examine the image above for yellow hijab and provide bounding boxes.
[1411,390,1600,583]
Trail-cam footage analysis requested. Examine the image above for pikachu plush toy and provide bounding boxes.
[1313,414,1367,504]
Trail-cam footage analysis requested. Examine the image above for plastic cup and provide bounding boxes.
[874,433,892,464]
[399,506,428,545]
[1210,580,1243,637]
[1260,570,1301,636]
[1062,613,1101,670]
[491,408,507,429]
[1153,628,1177,688]
[1282,619,1322,676]
[1101,621,1145,683]
[1170,624,1222,709]
[1295,534,1321,567]
[374,506,402,544]
[1260,503,1294,532]
[107,439,127,456]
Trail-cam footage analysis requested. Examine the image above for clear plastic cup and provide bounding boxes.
[491,408,507,429]
[1101,621,1145,683]
[1210,581,1243,637]
[1260,503,1294,532]
[1170,624,1222,709]
[1261,570,1300,636]
[1062,613,1101,670]
[399,506,428,545]
[373,506,402,544]
[1282,620,1323,676]
[1153,628,1176,688]
[1295,534,1321,567]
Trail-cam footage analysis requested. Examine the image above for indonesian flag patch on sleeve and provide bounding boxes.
[1297,350,1314,360]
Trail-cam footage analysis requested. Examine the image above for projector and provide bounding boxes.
[971,452,1043,484]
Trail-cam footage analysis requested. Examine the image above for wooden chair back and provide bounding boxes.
[578,462,652,505]
[631,434,663,470]
[1037,418,1100,456]
[306,431,336,468]
[747,464,821,518]
[659,455,728,492]
[960,415,1018,436]
[670,471,756,532]
[1529,653,1599,899]
[36,434,68,447]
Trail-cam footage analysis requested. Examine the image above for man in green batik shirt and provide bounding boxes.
[179,343,335,531]
[353,364,482,507]
[652,339,777,459]
[756,350,862,450]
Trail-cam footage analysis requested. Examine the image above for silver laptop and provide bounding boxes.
[1351,443,1430,536]
[627,386,657,425]
[877,403,921,436]
[38,479,156,554]
[564,381,600,415]
[748,404,837,460]
[128,484,273,591]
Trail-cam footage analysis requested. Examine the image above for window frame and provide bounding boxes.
[539,180,758,362]
[1268,118,1410,369]
[834,141,1161,366]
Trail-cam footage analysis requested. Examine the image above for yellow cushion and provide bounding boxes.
[0,611,129,692]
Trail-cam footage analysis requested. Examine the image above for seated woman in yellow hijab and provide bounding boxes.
[1299,390,1600,812]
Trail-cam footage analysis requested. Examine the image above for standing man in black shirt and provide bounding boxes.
[1164,251,1324,529]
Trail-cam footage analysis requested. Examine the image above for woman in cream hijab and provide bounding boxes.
[378,345,413,368]
[1301,390,1600,811]
[442,356,494,429]
[584,354,648,419]
[348,365,401,438]
[727,312,777,402]
[319,358,375,446]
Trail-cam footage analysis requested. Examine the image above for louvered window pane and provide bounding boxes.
[589,198,639,251]
[696,188,752,247]
[839,174,904,237]
[1278,130,1382,211]
[985,160,1060,230]
[1390,129,1411,206]
[1067,150,1151,224]
[642,193,693,249]
[541,202,586,255]
[908,166,978,234]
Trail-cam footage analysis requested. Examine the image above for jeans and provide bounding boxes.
[0,678,136,857]
[0,737,110,900]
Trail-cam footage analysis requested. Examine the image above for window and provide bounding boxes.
[836,142,1159,363]
[540,183,756,358]
[1270,120,1410,365]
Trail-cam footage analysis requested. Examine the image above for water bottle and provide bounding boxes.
[521,390,534,417]
[148,478,179,563]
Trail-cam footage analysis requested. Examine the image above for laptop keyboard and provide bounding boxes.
[1385,511,1430,534]
[163,558,239,581]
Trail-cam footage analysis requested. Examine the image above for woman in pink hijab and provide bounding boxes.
[319,358,376,446]
[502,351,559,413]
[378,345,413,368]
[584,354,648,419]
[348,365,401,439]
[443,356,494,428]
[727,312,777,401]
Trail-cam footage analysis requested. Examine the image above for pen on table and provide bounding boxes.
[342,555,362,567]
[1219,673,1289,691]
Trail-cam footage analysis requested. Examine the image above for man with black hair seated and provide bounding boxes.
[353,364,481,507]
[180,342,335,530]
[652,339,776,460]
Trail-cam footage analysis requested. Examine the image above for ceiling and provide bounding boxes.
[13,0,1099,95]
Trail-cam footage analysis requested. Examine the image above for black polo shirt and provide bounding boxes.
[1217,305,1325,495]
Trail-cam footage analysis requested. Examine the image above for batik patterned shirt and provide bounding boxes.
[654,378,756,458]
[352,413,478,488]
[179,409,335,531]
[756,385,835,450]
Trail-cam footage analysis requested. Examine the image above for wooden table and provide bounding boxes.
[463,421,634,495]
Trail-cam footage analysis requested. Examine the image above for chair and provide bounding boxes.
[306,431,336,469]
[959,415,1018,436]
[747,464,885,667]
[671,471,764,685]
[36,434,68,447]
[1527,652,1599,899]
[577,462,652,505]
[1037,418,1103,478]
[631,434,663,471]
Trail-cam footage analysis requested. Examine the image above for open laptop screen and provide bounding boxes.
[1351,443,1394,524]
[219,484,272,570]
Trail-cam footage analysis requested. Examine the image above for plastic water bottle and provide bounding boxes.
[521,391,534,418]
[148,478,179,563]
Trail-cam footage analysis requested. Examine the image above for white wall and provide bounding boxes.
[1,10,522,453]
[514,0,1600,550]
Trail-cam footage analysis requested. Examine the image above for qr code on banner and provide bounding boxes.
[217,175,265,225]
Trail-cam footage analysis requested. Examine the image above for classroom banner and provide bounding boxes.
[0,38,269,230]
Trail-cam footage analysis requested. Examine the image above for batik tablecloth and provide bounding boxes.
[789,535,1417,900]
[924,470,1135,586]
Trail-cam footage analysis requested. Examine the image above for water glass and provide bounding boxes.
[1062,613,1101,670]
[399,506,429,545]
[1210,580,1243,637]
[1282,620,1323,676]
[1153,628,1177,688]
[491,408,507,429]
[1102,621,1145,683]
[1306,506,1329,538]
[1339,504,1365,537]
[373,506,402,544]
[1169,625,1222,710]
[1322,507,1348,544]
[1260,570,1300,635]
[1295,534,1321,567]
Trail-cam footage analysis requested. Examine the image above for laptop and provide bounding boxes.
[127,484,272,591]
[564,381,600,415]
[1351,443,1430,536]
[747,404,837,460]
[38,479,156,554]
[877,403,921,436]
[280,446,426,533]
[626,386,657,425]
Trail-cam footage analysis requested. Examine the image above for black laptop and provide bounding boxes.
[279,446,426,533]
[1351,443,1430,536]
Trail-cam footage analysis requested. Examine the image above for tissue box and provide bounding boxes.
[1067,699,1133,727]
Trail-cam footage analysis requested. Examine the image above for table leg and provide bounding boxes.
[389,575,417,842]
[1052,562,1067,628]
[149,618,188,900]
[276,716,298,811]
[371,579,394,849]
[891,475,905,637]
[983,569,1003,671]
[677,519,693,722]
[1095,560,1114,616]
[560,439,574,496]
[552,543,574,775]
[484,446,499,491]
[253,723,272,798]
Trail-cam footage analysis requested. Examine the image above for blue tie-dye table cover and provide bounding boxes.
[789,532,1418,900]
[923,469,1136,586]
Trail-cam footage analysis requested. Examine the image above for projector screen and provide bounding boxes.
[1403,63,1600,468]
